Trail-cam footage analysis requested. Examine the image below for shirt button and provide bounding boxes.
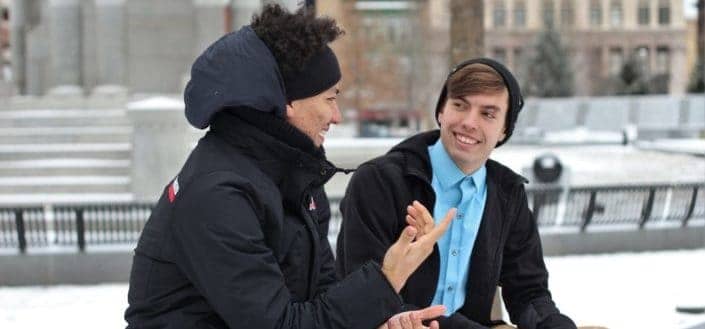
[447,285,453,292]
[451,250,458,256]
[457,212,464,219]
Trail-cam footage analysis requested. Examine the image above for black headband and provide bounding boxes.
[283,46,341,101]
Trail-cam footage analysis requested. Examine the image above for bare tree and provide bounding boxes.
[449,0,483,66]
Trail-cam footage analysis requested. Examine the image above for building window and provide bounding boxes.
[609,47,624,75]
[560,0,574,27]
[637,0,650,25]
[514,1,526,27]
[658,0,670,25]
[590,0,602,26]
[493,0,506,27]
[610,1,623,27]
[493,48,507,65]
[635,46,650,75]
[656,46,670,73]
[543,0,555,27]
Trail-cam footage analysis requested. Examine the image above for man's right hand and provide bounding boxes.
[381,203,455,293]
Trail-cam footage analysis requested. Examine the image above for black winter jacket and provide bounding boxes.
[336,131,576,329]
[125,110,402,329]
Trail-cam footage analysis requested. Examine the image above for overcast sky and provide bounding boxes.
[684,0,699,19]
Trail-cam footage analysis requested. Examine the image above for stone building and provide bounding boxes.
[483,0,689,95]
[6,0,299,96]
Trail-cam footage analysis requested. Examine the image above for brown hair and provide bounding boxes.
[446,63,507,102]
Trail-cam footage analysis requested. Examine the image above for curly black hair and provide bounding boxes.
[251,4,344,78]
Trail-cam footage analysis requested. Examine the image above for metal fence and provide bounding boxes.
[1,183,703,254]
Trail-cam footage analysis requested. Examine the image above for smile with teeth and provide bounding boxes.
[454,132,480,145]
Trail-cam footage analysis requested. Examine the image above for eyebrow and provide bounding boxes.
[453,97,501,111]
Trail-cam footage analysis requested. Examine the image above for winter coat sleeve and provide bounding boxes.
[313,189,339,296]
[171,173,402,329]
[500,186,576,329]
[336,163,404,278]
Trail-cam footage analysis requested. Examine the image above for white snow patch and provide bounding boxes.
[127,97,184,111]
[0,249,703,329]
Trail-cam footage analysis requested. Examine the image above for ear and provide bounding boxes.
[285,102,295,119]
[499,129,507,143]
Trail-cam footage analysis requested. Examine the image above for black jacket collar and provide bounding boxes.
[388,130,527,190]
[210,108,337,208]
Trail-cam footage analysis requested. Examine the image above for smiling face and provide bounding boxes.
[285,83,342,147]
[438,91,508,174]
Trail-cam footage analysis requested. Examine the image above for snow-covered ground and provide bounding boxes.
[0,249,703,329]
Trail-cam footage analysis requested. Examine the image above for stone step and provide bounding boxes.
[0,109,130,127]
[0,193,134,206]
[0,159,130,176]
[0,126,132,144]
[0,143,131,161]
[0,176,130,194]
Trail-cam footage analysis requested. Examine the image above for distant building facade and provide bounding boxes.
[484,0,689,95]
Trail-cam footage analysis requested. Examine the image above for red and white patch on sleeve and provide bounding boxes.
[308,196,316,211]
[167,176,180,203]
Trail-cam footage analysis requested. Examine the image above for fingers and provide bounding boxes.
[407,201,435,237]
[424,207,456,242]
[414,305,446,321]
[388,314,402,329]
[429,320,439,329]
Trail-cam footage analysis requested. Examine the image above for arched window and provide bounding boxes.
[560,0,574,27]
[590,0,602,26]
[658,0,670,25]
[514,1,526,27]
[543,0,555,28]
[638,0,650,26]
[493,0,507,27]
[610,0,623,27]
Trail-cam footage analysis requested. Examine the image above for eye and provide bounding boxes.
[327,97,337,102]
[484,111,496,119]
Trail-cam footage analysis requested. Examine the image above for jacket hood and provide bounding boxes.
[184,26,287,129]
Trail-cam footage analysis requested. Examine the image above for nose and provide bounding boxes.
[461,109,480,130]
[331,103,342,124]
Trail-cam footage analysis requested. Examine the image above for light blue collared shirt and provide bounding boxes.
[428,139,487,315]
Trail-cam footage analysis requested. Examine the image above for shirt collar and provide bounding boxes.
[429,138,487,193]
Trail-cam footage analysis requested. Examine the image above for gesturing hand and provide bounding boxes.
[405,201,439,239]
[377,305,446,329]
[381,202,456,293]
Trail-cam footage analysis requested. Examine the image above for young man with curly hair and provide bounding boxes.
[124,4,450,329]
[337,59,578,329]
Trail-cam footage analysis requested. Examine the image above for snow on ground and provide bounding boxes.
[0,249,703,329]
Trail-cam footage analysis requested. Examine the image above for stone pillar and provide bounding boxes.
[9,0,26,94]
[126,97,200,202]
[230,0,260,31]
[48,0,83,95]
[93,0,127,95]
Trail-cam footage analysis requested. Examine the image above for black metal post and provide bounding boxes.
[683,187,699,227]
[533,192,544,222]
[639,188,656,229]
[76,208,86,252]
[15,209,27,254]
[581,191,597,232]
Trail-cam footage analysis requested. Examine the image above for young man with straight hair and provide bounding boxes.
[337,58,578,329]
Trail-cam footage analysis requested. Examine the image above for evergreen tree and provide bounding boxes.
[523,23,574,97]
[615,54,650,95]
